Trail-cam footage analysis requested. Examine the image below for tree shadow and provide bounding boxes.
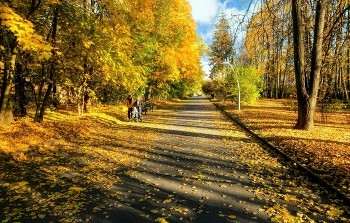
[1,97,349,222]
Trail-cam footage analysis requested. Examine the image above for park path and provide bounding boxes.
[114,97,270,222]
[104,97,348,222]
[1,97,348,223]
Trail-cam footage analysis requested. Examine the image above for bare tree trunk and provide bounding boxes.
[14,62,27,117]
[292,0,326,130]
[34,5,58,122]
[0,45,17,125]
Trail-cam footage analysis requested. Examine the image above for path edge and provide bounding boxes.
[212,101,350,206]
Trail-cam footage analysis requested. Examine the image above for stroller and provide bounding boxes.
[131,106,139,122]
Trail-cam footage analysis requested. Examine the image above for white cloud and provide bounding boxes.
[189,0,259,76]
[188,0,220,24]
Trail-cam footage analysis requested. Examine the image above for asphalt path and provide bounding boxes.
[1,97,349,223]
[103,97,349,222]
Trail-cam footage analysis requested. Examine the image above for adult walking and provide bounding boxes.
[125,95,133,121]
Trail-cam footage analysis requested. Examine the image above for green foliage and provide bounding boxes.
[202,78,227,100]
[201,81,214,95]
[203,65,262,104]
[169,78,200,99]
[226,65,262,104]
[209,13,234,79]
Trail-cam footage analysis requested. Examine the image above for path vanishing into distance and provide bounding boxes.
[1,97,349,223]
[106,97,349,222]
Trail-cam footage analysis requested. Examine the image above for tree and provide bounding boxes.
[291,0,326,130]
[0,0,203,125]
[0,2,52,125]
[245,0,294,99]
[226,65,262,104]
[209,13,234,79]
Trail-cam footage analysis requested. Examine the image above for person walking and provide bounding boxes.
[134,96,143,121]
[125,95,133,121]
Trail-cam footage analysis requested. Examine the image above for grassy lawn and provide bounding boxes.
[219,99,350,198]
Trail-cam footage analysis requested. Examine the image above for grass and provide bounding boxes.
[0,104,157,222]
[219,98,350,199]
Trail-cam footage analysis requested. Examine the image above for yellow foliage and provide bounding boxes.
[327,207,344,219]
[0,3,52,61]
[83,40,94,49]
[48,0,61,4]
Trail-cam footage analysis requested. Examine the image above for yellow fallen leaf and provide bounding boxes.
[163,199,172,204]
[38,214,46,219]
[155,217,168,223]
[228,215,236,219]
[69,186,84,193]
[140,214,149,218]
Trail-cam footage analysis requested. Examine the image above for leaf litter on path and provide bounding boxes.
[1,100,350,222]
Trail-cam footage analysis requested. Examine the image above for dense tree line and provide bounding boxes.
[0,0,203,125]
[203,13,263,106]
[205,0,349,129]
[246,0,350,129]
[245,0,350,105]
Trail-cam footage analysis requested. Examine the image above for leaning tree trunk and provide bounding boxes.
[34,6,58,122]
[0,46,17,125]
[292,0,326,130]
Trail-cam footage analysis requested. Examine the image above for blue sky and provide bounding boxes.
[188,0,253,44]
[187,0,256,75]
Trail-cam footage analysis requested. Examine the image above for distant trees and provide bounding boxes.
[209,13,234,79]
[245,0,350,130]
[0,0,203,125]
[205,12,262,105]
[245,0,293,99]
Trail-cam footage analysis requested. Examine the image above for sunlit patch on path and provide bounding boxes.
[0,97,349,222]
[107,97,349,222]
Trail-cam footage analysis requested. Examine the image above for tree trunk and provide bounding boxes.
[0,46,17,125]
[34,5,58,122]
[52,84,59,108]
[292,0,326,130]
[15,62,27,117]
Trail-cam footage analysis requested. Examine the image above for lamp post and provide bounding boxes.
[222,61,241,111]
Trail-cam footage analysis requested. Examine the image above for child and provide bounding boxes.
[134,96,143,121]
[131,106,139,121]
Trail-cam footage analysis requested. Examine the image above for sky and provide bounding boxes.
[188,0,252,43]
[187,0,257,76]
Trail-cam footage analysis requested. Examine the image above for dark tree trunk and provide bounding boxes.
[34,5,58,122]
[52,84,59,108]
[292,0,326,130]
[15,62,27,117]
[0,0,42,125]
[83,91,89,112]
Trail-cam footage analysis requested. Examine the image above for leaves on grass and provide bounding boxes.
[1,100,349,222]
[0,105,156,222]
[221,99,350,197]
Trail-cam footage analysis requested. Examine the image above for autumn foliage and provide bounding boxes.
[244,0,350,111]
[219,99,350,199]
[0,0,203,124]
